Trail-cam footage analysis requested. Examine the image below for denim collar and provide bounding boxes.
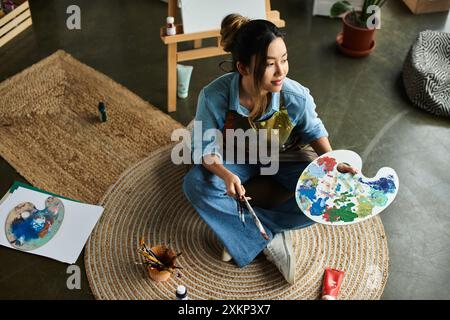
[229,72,280,118]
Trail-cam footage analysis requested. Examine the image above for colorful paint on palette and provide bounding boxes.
[4,197,65,251]
[295,150,399,225]
[310,197,328,216]
[308,163,327,178]
[359,175,396,194]
[317,156,337,172]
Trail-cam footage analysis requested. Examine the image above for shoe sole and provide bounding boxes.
[221,247,232,262]
[282,231,295,284]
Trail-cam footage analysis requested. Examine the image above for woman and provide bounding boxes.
[183,14,356,284]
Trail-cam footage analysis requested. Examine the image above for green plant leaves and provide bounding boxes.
[330,0,389,29]
[330,0,353,17]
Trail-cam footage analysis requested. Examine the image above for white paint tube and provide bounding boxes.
[177,64,193,99]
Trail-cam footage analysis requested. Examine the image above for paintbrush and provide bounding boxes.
[242,197,269,240]
[143,243,164,262]
[138,248,166,268]
[138,237,184,272]
[237,199,245,225]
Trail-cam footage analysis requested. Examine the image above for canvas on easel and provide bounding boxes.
[161,0,285,112]
[180,0,267,34]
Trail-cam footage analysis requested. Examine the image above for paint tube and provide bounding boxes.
[176,285,188,300]
[177,64,193,99]
[166,16,176,36]
[322,268,345,300]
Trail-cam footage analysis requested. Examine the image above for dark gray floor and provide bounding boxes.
[0,0,449,300]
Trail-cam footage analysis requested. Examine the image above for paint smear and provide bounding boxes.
[310,197,328,216]
[368,189,388,207]
[308,163,327,178]
[356,197,374,217]
[317,156,337,172]
[299,186,317,202]
[359,175,396,194]
[324,203,357,222]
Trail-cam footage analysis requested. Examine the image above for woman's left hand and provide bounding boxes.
[337,163,358,175]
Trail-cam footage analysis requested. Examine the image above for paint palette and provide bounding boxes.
[295,150,399,226]
[4,197,65,251]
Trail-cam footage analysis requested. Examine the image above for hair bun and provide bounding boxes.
[220,14,250,53]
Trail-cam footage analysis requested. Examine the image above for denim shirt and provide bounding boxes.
[192,72,328,164]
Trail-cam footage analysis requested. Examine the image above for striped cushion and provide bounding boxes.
[403,30,450,117]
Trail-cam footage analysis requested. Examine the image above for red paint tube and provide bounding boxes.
[322,268,345,300]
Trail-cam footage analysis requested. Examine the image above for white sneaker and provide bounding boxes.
[263,231,295,284]
[221,246,232,262]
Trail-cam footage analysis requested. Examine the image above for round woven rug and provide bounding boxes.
[85,145,389,300]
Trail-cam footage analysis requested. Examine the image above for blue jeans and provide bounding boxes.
[182,162,316,268]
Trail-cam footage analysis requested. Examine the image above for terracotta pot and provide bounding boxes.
[146,245,177,282]
[342,12,376,52]
[148,268,172,282]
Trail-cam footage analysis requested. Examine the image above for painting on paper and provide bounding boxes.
[0,183,104,264]
[5,197,65,251]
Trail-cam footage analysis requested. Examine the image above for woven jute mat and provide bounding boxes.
[85,145,389,300]
[0,50,182,204]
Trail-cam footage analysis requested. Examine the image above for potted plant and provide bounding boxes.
[331,0,388,57]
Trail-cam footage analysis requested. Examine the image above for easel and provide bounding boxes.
[160,0,285,112]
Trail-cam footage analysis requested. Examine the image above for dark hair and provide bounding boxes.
[220,14,285,119]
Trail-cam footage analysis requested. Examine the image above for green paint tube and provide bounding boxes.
[177,64,193,99]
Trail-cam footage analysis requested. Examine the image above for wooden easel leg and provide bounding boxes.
[168,43,177,112]
[194,39,202,49]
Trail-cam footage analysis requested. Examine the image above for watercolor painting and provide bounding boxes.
[295,150,399,225]
[4,197,65,251]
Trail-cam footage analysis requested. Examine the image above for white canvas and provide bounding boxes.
[0,186,103,264]
[180,0,267,34]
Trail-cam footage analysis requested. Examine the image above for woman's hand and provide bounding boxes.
[309,137,358,175]
[337,162,358,175]
[224,173,246,200]
[201,156,250,201]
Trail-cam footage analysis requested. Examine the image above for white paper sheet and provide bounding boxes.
[0,187,103,264]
